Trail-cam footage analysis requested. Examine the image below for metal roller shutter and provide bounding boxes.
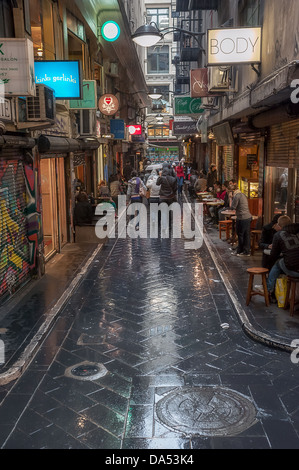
[0,156,30,300]
[266,120,299,168]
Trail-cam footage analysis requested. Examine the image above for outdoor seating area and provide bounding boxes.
[195,189,299,317]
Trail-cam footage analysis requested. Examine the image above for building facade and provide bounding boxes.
[0,0,148,303]
[172,0,299,224]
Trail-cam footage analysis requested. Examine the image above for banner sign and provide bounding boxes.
[190,69,209,98]
[172,120,198,135]
[174,97,204,115]
[127,124,142,135]
[110,119,125,139]
[34,60,82,99]
[207,27,262,65]
[69,80,96,109]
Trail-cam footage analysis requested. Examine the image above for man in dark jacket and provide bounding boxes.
[207,164,217,191]
[265,216,299,298]
[156,167,177,204]
[259,214,281,269]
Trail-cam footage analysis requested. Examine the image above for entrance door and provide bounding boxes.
[40,158,67,260]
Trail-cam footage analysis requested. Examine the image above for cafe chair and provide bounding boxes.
[246,267,270,307]
[219,220,233,240]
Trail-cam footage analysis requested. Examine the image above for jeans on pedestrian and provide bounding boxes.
[236,218,252,254]
[177,177,184,194]
[267,258,299,293]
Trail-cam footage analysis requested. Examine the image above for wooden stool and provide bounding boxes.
[250,230,262,256]
[246,268,269,307]
[284,276,299,316]
[219,220,233,240]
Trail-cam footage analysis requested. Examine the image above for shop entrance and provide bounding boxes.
[264,167,297,223]
[40,158,68,260]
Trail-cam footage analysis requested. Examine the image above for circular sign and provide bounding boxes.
[98,94,120,116]
[101,21,121,42]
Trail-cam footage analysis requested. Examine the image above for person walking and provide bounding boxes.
[156,166,177,234]
[229,179,252,257]
[175,161,185,196]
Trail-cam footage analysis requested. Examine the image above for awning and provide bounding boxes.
[0,135,35,149]
[37,135,80,153]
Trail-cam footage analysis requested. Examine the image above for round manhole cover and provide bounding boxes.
[156,386,257,437]
[65,362,108,381]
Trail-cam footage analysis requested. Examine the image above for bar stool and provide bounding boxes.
[246,267,269,307]
[284,276,299,316]
[219,220,233,240]
[250,230,262,256]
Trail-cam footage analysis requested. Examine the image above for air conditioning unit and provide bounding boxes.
[26,84,56,121]
[76,109,96,136]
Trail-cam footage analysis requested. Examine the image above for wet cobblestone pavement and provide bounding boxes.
[1,214,299,449]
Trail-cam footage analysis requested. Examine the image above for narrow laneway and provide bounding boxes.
[1,214,299,450]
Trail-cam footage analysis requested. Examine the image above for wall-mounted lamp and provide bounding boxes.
[132,22,205,50]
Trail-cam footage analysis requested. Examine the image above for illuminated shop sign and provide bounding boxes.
[34,60,82,99]
[126,124,142,135]
[207,27,262,66]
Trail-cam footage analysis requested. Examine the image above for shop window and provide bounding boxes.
[147,45,169,74]
[67,10,86,42]
[29,0,55,59]
[0,0,14,37]
[239,0,261,26]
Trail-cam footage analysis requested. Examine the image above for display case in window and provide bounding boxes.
[240,178,259,199]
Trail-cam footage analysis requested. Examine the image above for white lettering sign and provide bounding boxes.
[207,28,262,65]
[0,98,12,121]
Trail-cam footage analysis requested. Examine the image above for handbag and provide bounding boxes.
[275,275,288,308]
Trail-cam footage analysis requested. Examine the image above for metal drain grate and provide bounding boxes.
[156,386,257,437]
[65,362,108,381]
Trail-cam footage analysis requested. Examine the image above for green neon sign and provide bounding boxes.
[101,21,121,42]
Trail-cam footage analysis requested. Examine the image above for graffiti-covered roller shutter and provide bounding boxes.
[0,157,30,299]
[223,145,234,182]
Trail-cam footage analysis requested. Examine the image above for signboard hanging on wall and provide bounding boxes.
[190,69,209,98]
[0,38,35,96]
[98,94,119,116]
[34,60,82,99]
[174,97,204,115]
[69,80,96,109]
[207,27,262,66]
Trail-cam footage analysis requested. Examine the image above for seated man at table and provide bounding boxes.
[256,215,299,302]
[259,213,282,269]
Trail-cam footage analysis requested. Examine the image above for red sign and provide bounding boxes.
[98,94,119,116]
[126,124,142,135]
[190,68,209,98]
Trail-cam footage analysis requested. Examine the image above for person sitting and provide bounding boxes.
[194,171,207,194]
[208,183,225,225]
[259,214,282,270]
[73,192,93,226]
[257,215,299,302]
[218,181,232,221]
